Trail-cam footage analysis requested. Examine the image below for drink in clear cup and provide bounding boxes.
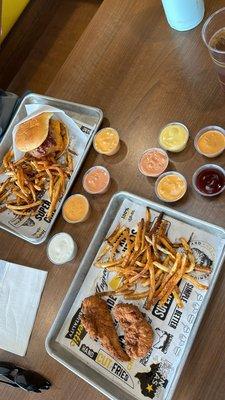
[202,8,225,90]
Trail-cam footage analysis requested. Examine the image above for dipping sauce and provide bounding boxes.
[193,165,225,196]
[83,166,110,194]
[156,172,187,202]
[196,129,225,157]
[139,148,169,177]
[47,233,77,265]
[62,194,90,223]
[159,123,189,152]
[93,128,120,155]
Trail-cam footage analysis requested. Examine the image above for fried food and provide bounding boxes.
[114,303,153,359]
[81,295,130,362]
[0,149,74,219]
[95,207,211,308]
[15,113,69,158]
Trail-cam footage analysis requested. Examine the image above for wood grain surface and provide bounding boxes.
[1,0,225,400]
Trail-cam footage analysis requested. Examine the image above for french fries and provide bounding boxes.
[95,207,211,309]
[0,148,74,218]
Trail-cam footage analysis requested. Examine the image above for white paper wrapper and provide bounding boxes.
[0,104,95,241]
[56,198,225,400]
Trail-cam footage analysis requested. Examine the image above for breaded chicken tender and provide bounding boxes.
[81,295,130,361]
[114,303,153,359]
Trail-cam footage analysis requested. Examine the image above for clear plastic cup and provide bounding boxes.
[62,194,90,223]
[47,232,77,265]
[192,164,225,197]
[194,125,225,158]
[138,148,169,177]
[159,122,189,152]
[83,166,110,194]
[202,7,225,90]
[155,171,187,202]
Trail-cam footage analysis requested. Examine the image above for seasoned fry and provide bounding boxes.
[158,254,187,305]
[134,218,144,252]
[6,200,42,210]
[161,253,182,288]
[160,236,176,255]
[145,235,175,259]
[0,144,74,219]
[145,249,155,309]
[97,243,112,261]
[185,252,195,273]
[180,237,191,253]
[3,149,13,169]
[153,261,170,273]
[46,169,54,200]
[172,286,184,308]
[89,206,211,308]
[95,258,124,268]
[183,274,208,290]
[28,182,36,202]
[194,265,211,274]
[46,178,62,219]
[110,230,127,260]
[149,212,164,237]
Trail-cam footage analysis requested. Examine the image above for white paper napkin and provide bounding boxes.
[0,260,47,356]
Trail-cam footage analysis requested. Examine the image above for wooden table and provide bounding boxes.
[1,0,225,399]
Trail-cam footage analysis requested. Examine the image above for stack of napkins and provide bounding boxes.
[0,260,47,356]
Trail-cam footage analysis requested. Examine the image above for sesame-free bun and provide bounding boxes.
[15,112,53,152]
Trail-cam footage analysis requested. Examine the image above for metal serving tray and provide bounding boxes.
[46,191,225,400]
[0,93,103,244]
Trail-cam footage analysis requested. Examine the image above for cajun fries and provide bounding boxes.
[0,149,74,218]
[96,208,211,309]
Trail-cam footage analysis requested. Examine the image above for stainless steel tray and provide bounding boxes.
[46,191,225,400]
[0,93,103,244]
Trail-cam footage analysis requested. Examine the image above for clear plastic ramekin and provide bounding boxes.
[194,125,225,158]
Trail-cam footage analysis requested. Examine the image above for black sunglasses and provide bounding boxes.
[0,362,51,393]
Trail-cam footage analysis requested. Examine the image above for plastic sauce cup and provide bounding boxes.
[155,171,187,202]
[138,148,169,177]
[192,164,225,197]
[47,232,77,265]
[194,126,225,158]
[93,128,120,156]
[159,122,189,152]
[83,166,110,194]
[62,194,90,223]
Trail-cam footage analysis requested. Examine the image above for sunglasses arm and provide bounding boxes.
[0,379,20,388]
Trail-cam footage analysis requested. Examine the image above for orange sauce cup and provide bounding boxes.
[194,126,225,158]
[83,166,110,194]
[138,148,169,177]
[155,171,187,202]
[62,194,90,223]
[93,128,120,156]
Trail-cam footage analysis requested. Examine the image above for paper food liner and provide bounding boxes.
[0,104,95,241]
[56,198,225,400]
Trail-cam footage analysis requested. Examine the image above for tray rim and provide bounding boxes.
[45,190,225,400]
[0,92,103,244]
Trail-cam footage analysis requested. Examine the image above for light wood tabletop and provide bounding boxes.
[1,0,225,399]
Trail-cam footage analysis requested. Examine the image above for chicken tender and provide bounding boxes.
[81,295,130,362]
[114,303,153,359]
